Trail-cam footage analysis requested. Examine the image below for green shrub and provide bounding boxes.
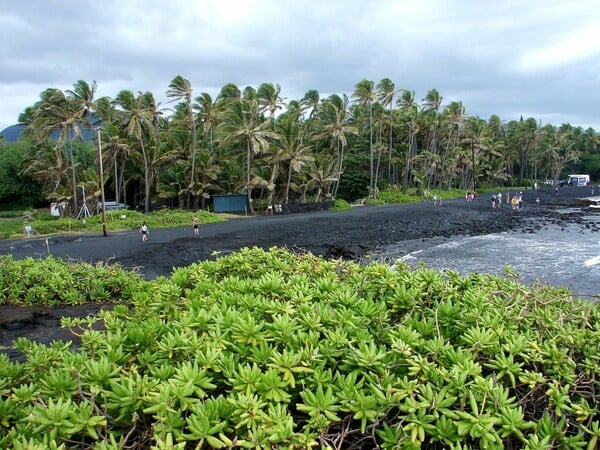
[1,248,598,448]
[0,255,142,305]
[331,198,352,211]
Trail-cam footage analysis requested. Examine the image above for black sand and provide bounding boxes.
[1,185,599,353]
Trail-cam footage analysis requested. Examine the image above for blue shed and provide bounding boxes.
[213,194,249,213]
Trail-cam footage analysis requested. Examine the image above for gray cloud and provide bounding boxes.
[1,0,599,132]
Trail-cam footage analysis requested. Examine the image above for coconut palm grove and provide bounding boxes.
[1,76,599,213]
[1,78,600,449]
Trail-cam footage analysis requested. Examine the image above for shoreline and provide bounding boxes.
[1,186,599,280]
[2,185,600,352]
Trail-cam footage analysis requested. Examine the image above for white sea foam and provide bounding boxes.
[437,240,462,249]
[584,255,600,266]
[378,221,600,297]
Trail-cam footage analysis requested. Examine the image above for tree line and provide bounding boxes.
[1,76,599,215]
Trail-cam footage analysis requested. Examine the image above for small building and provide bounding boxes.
[213,194,249,213]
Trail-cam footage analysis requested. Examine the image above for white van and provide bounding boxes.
[97,201,128,211]
[567,174,590,186]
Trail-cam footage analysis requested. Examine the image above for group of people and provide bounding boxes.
[139,215,200,241]
[479,189,543,211]
[490,193,504,209]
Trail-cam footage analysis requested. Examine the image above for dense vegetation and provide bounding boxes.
[0,255,142,306]
[1,78,599,214]
[1,248,598,448]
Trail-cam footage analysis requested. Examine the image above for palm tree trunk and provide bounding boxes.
[140,140,150,213]
[427,125,438,189]
[246,141,254,214]
[266,163,278,209]
[114,157,119,206]
[285,163,293,204]
[369,104,374,198]
[187,113,197,210]
[403,132,416,188]
[387,106,393,184]
[67,139,78,214]
[333,141,344,199]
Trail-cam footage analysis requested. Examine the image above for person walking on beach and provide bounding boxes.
[140,222,149,241]
[193,215,200,236]
[511,195,519,211]
[518,194,524,211]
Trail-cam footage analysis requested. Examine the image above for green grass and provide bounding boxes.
[0,208,227,239]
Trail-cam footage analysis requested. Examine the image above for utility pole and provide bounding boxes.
[97,128,108,237]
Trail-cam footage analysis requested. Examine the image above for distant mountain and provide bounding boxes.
[0,124,98,143]
[0,124,26,143]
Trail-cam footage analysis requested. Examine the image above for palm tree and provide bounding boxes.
[192,149,220,209]
[166,75,197,205]
[217,98,279,213]
[583,128,600,154]
[371,102,387,195]
[552,127,580,180]
[194,92,221,153]
[300,89,320,119]
[463,117,492,191]
[100,123,130,207]
[439,101,466,189]
[66,80,97,127]
[511,117,542,184]
[285,100,303,122]
[257,82,286,124]
[316,94,357,199]
[396,90,420,189]
[216,83,242,105]
[422,88,443,189]
[376,78,397,183]
[306,154,338,202]
[353,79,376,197]
[114,90,156,213]
[275,114,314,204]
[486,115,510,185]
[30,88,90,214]
[26,141,70,206]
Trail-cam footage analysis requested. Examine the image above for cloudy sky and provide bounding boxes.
[1,0,599,133]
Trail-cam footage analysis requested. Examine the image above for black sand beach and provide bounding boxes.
[1,185,599,351]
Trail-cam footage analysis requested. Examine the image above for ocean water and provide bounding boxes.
[378,213,600,299]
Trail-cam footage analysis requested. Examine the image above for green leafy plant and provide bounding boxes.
[0,247,598,448]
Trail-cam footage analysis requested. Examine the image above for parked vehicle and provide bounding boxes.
[97,201,128,211]
[567,174,590,187]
